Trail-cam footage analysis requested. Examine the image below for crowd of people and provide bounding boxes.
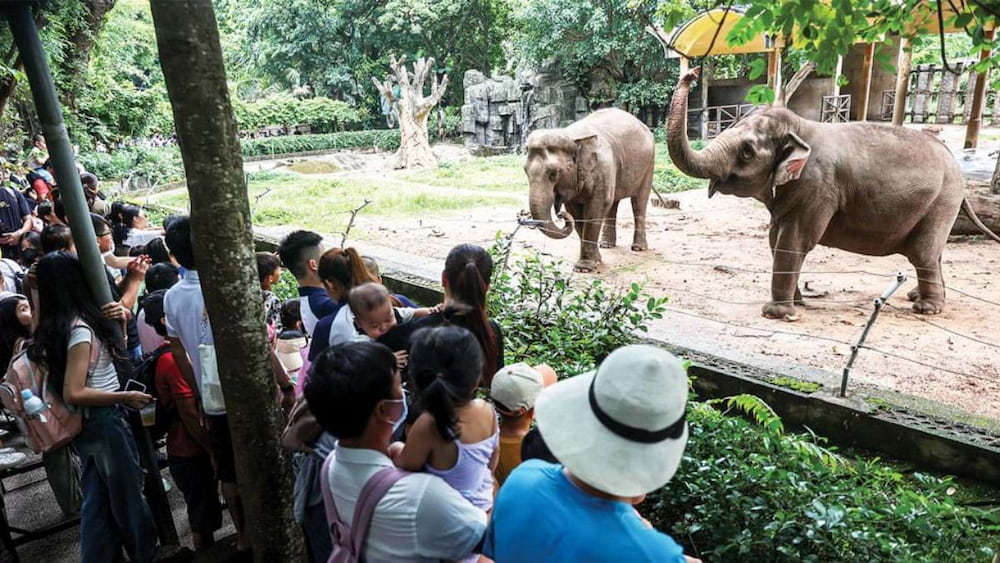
[0,146,701,561]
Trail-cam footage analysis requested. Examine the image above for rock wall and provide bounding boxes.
[461,64,589,153]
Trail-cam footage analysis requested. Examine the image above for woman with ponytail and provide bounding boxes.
[378,243,504,385]
[390,326,499,520]
[309,247,382,357]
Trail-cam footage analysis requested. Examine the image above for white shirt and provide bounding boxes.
[164,270,222,414]
[124,229,162,248]
[329,447,486,562]
[329,307,417,347]
[68,324,118,393]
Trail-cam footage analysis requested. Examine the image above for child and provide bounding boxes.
[142,290,223,551]
[390,326,499,518]
[361,255,417,307]
[274,299,308,385]
[489,362,557,486]
[256,251,283,332]
[334,282,438,366]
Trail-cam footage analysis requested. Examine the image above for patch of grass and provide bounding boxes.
[149,173,520,236]
[402,154,526,193]
[654,142,707,194]
[767,376,822,394]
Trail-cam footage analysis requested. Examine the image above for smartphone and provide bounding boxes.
[124,379,147,393]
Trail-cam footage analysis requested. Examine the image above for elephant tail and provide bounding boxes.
[961,197,1000,244]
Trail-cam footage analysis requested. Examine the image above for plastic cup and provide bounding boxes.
[140,400,156,427]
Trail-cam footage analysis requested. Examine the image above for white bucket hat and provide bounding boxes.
[535,344,689,497]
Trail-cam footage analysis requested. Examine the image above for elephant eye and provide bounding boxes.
[739,142,756,162]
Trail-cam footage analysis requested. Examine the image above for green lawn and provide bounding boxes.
[148,142,705,235]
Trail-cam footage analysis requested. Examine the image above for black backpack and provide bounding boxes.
[133,344,174,443]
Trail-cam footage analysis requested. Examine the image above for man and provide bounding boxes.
[0,167,32,260]
[162,217,248,553]
[490,362,557,486]
[276,230,336,336]
[305,341,487,561]
[485,344,701,563]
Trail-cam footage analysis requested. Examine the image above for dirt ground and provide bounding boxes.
[249,131,1000,421]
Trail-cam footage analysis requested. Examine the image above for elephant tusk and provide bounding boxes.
[708,180,718,199]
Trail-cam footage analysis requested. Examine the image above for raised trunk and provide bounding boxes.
[666,69,715,179]
[149,2,302,561]
[529,187,573,239]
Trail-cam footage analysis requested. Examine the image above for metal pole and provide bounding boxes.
[840,272,907,397]
[4,2,180,547]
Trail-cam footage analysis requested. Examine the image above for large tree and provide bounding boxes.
[149,1,302,560]
[373,55,449,169]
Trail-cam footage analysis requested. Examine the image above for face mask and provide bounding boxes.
[383,392,408,434]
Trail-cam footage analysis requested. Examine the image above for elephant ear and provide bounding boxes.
[774,132,811,186]
[574,134,602,195]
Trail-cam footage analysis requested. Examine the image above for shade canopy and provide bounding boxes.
[665,8,779,58]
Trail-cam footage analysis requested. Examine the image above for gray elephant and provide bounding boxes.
[667,68,1000,320]
[526,108,654,272]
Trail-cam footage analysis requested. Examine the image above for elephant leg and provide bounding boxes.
[906,254,946,314]
[574,203,604,273]
[630,170,652,251]
[600,200,619,249]
[763,223,817,321]
[769,226,804,306]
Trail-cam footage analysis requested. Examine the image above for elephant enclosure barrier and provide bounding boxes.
[882,61,1000,125]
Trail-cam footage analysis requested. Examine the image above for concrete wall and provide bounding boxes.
[786,76,837,122]
[707,77,758,107]
[843,38,901,121]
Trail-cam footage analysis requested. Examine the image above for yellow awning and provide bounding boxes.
[666,8,779,58]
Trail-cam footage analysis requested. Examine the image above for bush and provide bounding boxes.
[428,106,462,140]
[487,235,668,376]
[79,146,184,186]
[241,130,400,158]
[233,94,366,133]
[645,395,1000,561]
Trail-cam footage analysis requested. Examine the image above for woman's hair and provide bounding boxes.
[442,244,498,381]
[18,232,41,267]
[164,216,195,270]
[144,237,171,264]
[304,341,398,439]
[27,252,118,393]
[256,252,282,284]
[408,326,484,440]
[109,203,142,247]
[318,247,378,296]
[280,299,301,330]
[0,295,31,369]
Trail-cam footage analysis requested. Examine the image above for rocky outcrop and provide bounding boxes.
[461,63,588,153]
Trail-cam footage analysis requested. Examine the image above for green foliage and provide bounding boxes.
[427,106,463,140]
[271,268,299,302]
[240,130,400,158]
[512,0,679,108]
[487,236,669,375]
[645,396,1000,560]
[232,95,366,133]
[78,146,184,185]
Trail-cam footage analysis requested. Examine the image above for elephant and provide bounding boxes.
[525,108,654,272]
[667,67,1000,321]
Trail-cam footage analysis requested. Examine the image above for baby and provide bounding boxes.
[347,282,439,367]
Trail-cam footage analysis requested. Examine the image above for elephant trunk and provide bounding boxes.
[529,187,574,239]
[667,68,716,179]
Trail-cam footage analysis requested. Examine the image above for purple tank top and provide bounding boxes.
[425,430,499,511]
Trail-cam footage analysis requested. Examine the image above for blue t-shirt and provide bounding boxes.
[484,460,686,563]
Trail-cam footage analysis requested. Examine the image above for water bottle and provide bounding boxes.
[21,389,48,423]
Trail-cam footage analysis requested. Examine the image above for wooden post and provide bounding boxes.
[857,42,876,121]
[767,43,784,106]
[700,60,712,139]
[679,56,689,76]
[892,37,911,126]
[964,27,994,149]
[832,55,843,97]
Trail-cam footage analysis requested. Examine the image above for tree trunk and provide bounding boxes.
[993,154,1000,195]
[149,2,302,561]
[373,55,449,169]
[55,0,117,112]
[953,180,1000,235]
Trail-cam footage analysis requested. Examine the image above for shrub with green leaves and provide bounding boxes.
[487,235,668,376]
[232,94,366,133]
[240,130,400,158]
[79,146,184,186]
[645,395,1000,561]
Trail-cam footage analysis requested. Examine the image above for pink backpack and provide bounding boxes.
[0,325,98,453]
[319,452,409,563]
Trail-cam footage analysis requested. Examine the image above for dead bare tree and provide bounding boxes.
[372,55,449,169]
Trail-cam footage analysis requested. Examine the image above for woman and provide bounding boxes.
[109,202,162,252]
[28,252,157,562]
[307,247,381,362]
[379,243,504,385]
[0,293,83,517]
